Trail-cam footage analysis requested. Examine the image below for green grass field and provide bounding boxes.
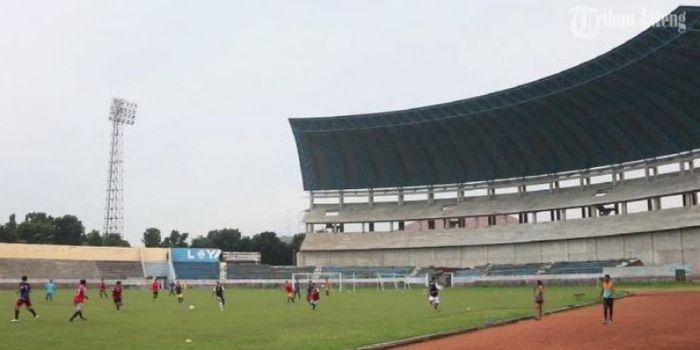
[0,285,607,350]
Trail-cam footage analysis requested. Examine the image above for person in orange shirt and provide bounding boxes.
[284,280,294,304]
[323,278,332,296]
[600,274,615,325]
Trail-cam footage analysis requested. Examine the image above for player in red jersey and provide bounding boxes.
[69,279,88,321]
[150,279,160,301]
[98,278,108,299]
[112,281,123,312]
[284,280,294,304]
[310,284,320,311]
[11,275,39,323]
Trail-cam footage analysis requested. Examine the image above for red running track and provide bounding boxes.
[394,292,700,350]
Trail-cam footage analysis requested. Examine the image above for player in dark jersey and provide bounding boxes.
[175,281,184,305]
[428,277,441,311]
[293,278,301,302]
[11,276,39,322]
[112,281,123,312]
[212,281,225,311]
[306,280,314,304]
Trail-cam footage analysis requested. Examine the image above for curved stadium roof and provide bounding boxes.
[290,6,700,191]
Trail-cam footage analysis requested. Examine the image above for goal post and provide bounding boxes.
[291,272,343,293]
[377,273,412,290]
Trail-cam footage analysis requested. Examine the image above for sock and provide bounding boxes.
[14,309,19,320]
[79,311,86,320]
[70,311,78,321]
[28,308,37,317]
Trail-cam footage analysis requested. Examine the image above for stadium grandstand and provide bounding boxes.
[290,6,700,279]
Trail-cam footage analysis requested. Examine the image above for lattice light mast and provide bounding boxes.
[104,98,137,237]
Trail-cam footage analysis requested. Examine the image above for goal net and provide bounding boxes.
[376,273,412,291]
[291,272,343,292]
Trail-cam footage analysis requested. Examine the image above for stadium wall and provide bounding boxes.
[298,227,700,273]
[0,243,168,262]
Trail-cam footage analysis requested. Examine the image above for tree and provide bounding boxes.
[17,212,54,243]
[190,235,213,248]
[291,233,305,252]
[251,231,291,265]
[52,215,85,245]
[84,229,103,246]
[0,214,18,242]
[161,230,189,248]
[103,233,131,247]
[142,228,162,247]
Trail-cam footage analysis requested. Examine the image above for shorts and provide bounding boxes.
[74,302,83,311]
[16,298,32,307]
[113,298,122,305]
[429,296,440,304]
[535,299,544,304]
[177,294,183,299]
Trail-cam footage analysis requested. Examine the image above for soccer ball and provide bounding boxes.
[189,305,195,310]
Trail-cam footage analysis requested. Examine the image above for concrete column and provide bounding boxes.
[339,191,344,209]
[680,161,686,176]
[589,206,598,218]
[690,159,695,173]
[428,187,435,205]
[398,189,404,206]
[581,207,587,218]
[487,186,495,198]
[621,201,628,215]
[518,185,527,197]
[309,192,315,209]
[361,223,365,233]
[531,212,538,224]
[457,185,465,203]
[560,209,567,221]
[550,210,555,221]
[654,196,661,210]
[389,221,394,232]
[368,189,374,208]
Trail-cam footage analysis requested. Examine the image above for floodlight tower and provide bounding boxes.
[103,98,137,237]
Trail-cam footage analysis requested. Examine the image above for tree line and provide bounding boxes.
[0,213,130,247]
[142,227,305,266]
[0,212,307,265]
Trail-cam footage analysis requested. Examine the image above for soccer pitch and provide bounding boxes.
[1,286,600,350]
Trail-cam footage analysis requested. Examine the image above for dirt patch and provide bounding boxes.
[393,292,700,350]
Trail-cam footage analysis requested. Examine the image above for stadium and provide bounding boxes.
[3,4,700,350]
[291,5,700,283]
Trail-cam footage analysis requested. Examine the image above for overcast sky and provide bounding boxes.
[1,0,696,245]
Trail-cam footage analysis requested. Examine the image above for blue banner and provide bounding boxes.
[171,248,221,263]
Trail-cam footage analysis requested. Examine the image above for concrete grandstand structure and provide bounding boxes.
[290,6,700,274]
